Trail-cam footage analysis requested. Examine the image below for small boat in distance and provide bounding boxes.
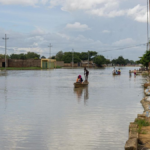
[112,73,121,75]
[74,81,89,88]
[112,68,121,75]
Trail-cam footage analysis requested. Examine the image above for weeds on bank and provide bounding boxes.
[142,72,149,76]
[135,119,150,134]
[56,66,62,68]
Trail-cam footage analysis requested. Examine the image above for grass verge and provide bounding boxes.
[56,66,62,68]
[135,119,150,134]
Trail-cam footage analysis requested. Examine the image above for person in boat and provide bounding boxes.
[80,76,83,83]
[115,70,118,74]
[113,67,115,73]
[76,75,83,83]
[76,76,80,83]
[84,67,89,82]
[118,69,121,75]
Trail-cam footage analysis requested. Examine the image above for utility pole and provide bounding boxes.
[88,51,89,68]
[72,49,74,68]
[48,44,52,69]
[2,34,9,70]
[147,0,149,51]
[48,43,52,59]
[149,0,150,50]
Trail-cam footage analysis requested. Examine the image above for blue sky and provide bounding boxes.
[0,0,148,60]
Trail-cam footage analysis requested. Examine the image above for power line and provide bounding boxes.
[0,43,146,56]
[97,43,146,53]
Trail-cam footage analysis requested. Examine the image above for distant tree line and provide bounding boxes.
[55,51,136,67]
[0,52,42,59]
[0,51,137,67]
[111,56,137,66]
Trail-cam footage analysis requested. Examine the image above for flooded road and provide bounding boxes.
[0,67,145,150]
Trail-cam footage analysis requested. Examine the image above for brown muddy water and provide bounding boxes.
[0,67,145,150]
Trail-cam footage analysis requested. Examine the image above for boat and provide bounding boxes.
[112,73,121,75]
[74,81,89,88]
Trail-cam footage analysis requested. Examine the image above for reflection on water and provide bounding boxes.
[0,70,8,77]
[0,67,145,150]
[74,87,89,104]
[4,75,7,110]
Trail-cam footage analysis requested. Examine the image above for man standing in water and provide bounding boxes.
[84,67,89,82]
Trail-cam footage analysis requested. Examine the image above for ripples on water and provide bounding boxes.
[0,67,145,150]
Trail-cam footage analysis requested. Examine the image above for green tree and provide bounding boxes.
[26,52,40,59]
[125,59,130,64]
[80,52,88,60]
[130,60,136,65]
[0,54,9,59]
[137,51,150,67]
[117,56,126,65]
[111,59,117,65]
[19,53,27,59]
[51,56,56,59]
[111,56,126,65]
[105,59,111,65]
[41,56,46,59]
[10,54,20,59]
[56,51,64,61]
[93,55,106,67]
[63,52,81,63]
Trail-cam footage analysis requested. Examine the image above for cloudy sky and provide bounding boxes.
[0,0,148,60]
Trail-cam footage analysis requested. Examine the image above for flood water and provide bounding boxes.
[0,67,145,150]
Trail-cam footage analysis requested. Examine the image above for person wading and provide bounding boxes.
[84,67,89,82]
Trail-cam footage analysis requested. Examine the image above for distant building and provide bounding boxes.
[81,60,96,67]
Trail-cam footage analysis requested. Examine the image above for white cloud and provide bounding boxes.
[31,27,46,36]
[86,1,126,18]
[56,33,70,40]
[112,38,136,46]
[0,0,39,6]
[0,26,145,60]
[0,0,147,23]
[127,5,147,23]
[41,0,48,5]
[50,0,125,18]
[49,0,147,22]
[0,27,103,57]
[49,0,105,10]
[66,22,90,31]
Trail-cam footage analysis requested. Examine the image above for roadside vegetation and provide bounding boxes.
[137,51,150,69]
[135,119,150,134]
[56,66,62,68]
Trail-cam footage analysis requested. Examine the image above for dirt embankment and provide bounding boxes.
[125,81,150,150]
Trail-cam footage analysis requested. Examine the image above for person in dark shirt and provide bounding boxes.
[84,67,89,82]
